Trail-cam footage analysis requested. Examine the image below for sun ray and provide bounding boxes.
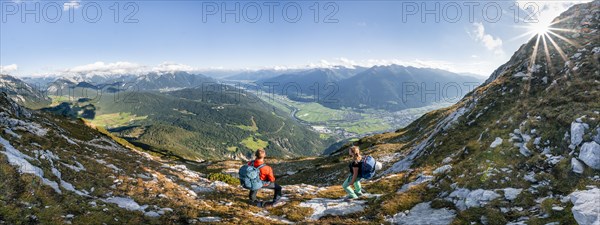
[548,27,579,33]
[547,30,582,48]
[510,30,537,42]
[541,34,554,75]
[545,33,569,62]
[528,34,542,75]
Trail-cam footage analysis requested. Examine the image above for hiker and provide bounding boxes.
[247,149,282,207]
[342,146,364,200]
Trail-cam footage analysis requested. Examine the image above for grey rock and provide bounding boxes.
[571,158,585,174]
[388,202,456,225]
[569,188,600,225]
[579,142,600,170]
[570,122,589,149]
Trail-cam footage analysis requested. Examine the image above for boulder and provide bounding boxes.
[570,122,589,149]
[569,188,600,225]
[433,165,452,175]
[594,127,600,144]
[503,188,522,201]
[579,142,600,170]
[571,158,585,174]
[464,189,500,209]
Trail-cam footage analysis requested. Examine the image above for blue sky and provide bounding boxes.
[0,0,590,77]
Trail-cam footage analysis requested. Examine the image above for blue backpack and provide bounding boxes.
[360,156,377,179]
[239,161,265,190]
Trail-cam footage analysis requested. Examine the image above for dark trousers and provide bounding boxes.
[249,182,282,203]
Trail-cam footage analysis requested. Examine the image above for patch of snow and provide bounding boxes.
[4,128,21,139]
[38,150,60,161]
[579,142,600,170]
[569,188,600,225]
[83,138,126,152]
[0,113,48,136]
[513,72,527,78]
[106,164,122,172]
[490,137,503,148]
[190,184,213,193]
[144,211,160,217]
[0,137,61,194]
[299,198,366,220]
[285,184,326,196]
[210,181,229,188]
[387,202,455,225]
[102,197,148,212]
[60,161,86,172]
[61,135,78,145]
[249,210,294,224]
[165,164,202,181]
[197,217,222,222]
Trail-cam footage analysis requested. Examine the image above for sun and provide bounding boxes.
[530,21,551,35]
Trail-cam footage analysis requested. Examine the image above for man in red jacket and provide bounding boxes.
[248,148,282,207]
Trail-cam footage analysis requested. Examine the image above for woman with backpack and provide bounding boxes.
[342,146,364,201]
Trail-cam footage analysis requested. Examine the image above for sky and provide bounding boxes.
[0,0,591,77]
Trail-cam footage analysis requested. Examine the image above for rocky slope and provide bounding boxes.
[270,1,600,224]
[0,92,307,224]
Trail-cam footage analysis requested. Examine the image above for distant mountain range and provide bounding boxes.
[255,65,484,111]
[40,72,216,96]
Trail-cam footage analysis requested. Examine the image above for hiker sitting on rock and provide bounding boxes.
[245,149,282,207]
[343,146,365,201]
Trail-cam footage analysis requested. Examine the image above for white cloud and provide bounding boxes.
[470,22,504,56]
[63,0,80,11]
[55,61,201,77]
[64,61,144,75]
[0,64,18,74]
[152,62,195,73]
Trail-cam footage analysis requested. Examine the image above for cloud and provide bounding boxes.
[0,64,18,74]
[470,22,504,56]
[152,62,195,73]
[63,0,80,11]
[57,61,200,77]
[63,61,145,75]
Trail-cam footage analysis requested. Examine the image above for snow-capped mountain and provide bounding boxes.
[0,74,50,108]
[43,71,216,94]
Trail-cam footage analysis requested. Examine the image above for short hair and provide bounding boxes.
[255,148,266,159]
